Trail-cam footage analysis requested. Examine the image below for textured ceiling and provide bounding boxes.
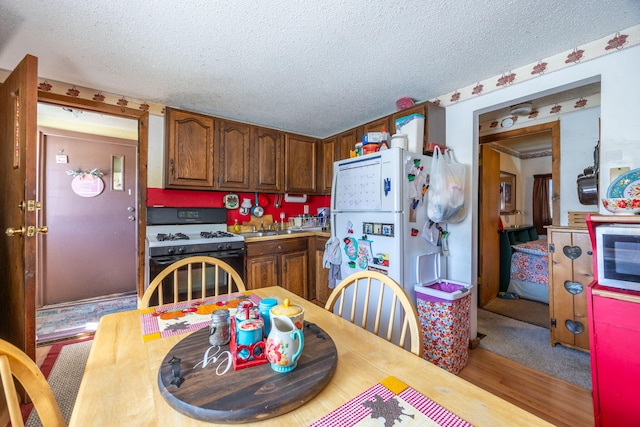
[1,1,638,138]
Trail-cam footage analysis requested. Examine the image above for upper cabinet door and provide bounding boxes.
[285,133,317,194]
[337,129,357,161]
[318,137,336,195]
[165,107,215,189]
[252,127,284,192]
[216,119,251,190]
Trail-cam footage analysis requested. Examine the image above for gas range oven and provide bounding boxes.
[145,207,245,288]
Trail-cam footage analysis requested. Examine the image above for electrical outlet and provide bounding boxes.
[303,205,309,214]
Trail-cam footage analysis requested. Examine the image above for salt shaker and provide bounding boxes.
[209,309,230,346]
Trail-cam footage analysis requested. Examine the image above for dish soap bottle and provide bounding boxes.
[233,219,240,233]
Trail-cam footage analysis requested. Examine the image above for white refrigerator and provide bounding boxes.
[330,148,438,343]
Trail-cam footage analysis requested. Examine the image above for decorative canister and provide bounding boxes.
[209,309,230,346]
[270,298,304,330]
[259,298,278,336]
[391,133,408,150]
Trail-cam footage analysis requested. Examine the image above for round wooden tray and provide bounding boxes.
[158,321,338,424]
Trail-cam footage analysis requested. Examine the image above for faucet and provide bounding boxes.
[260,221,265,232]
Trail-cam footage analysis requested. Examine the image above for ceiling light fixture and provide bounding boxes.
[510,102,533,116]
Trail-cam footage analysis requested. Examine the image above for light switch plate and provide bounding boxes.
[610,167,630,181]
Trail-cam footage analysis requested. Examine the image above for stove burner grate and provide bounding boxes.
[156,233,190,242]
[200,230,235,239]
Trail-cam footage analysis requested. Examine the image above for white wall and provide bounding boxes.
[148,114,165,188]
[498,154,552,228]
[445,45,640,338]
[559,108,601,223]
[521,155,552,227]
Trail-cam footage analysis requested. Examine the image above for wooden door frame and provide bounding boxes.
[37,92,148,298]
[479,121,560,226]
[477,121,559,306]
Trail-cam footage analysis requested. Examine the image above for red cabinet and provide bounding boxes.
[588,284,640,426]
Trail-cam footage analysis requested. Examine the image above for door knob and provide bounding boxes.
[127,206,135,212]
[5,227,25,237]
[128,216,136,221]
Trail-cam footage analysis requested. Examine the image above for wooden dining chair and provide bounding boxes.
[325,270,423,356]
[139,256,247,308]
[0,339,65,427]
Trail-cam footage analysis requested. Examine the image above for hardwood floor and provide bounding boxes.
[459,347,594,427]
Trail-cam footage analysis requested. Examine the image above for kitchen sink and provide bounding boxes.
[240,229,301,238]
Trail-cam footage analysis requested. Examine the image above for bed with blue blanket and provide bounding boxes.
[499,225,549,304]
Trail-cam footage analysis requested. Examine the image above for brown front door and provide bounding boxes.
[0,55,39,360]
[38,127,138,305]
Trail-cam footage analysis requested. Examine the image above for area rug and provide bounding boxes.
[36,293,137,343]
[477,309,591,390]
[482,297,549,328]
[24,338,93,426]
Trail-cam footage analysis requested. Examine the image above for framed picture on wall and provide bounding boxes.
[500,171,516,214]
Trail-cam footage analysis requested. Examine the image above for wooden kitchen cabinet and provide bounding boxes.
[216,119,251,190]
[337,129,357,161]
[359,116,390,140]
[285,133,317,194]
[547,227,593,351]
[318,137,336,195]
[391,102,447,154]
[164,107,216,189]
[312,236,330,306]
[245,237,308,298]
[252,127,284,192]
[588,284,640,426]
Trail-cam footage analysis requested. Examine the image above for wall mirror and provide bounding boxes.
[500,171,516,214]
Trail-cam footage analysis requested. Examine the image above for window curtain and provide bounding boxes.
[533,174,552,235]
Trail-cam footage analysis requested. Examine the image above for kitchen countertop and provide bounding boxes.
[242,230,330,243]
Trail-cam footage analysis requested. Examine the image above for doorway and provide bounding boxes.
[477,121,559,308]
[37,124,138,305]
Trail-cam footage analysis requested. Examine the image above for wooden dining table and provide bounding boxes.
[69,286,551,426]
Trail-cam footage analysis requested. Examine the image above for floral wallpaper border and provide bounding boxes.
[431,25,639,109]
[1,25,637,125]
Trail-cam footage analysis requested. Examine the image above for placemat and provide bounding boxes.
[310,376,472,427]
[140,292,260,341]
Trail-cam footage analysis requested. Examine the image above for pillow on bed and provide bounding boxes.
[512,239,548,256]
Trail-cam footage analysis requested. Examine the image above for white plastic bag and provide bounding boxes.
[426,147,466,223]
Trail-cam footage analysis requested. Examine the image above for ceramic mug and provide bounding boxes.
[266,315,304,372]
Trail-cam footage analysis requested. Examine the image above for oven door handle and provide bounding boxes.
[211,249,244,259]
[150,256,181,266]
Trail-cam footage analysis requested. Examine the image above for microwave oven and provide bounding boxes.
[595,223,640,291]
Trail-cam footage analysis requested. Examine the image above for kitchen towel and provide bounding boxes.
[323,236,342,289]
